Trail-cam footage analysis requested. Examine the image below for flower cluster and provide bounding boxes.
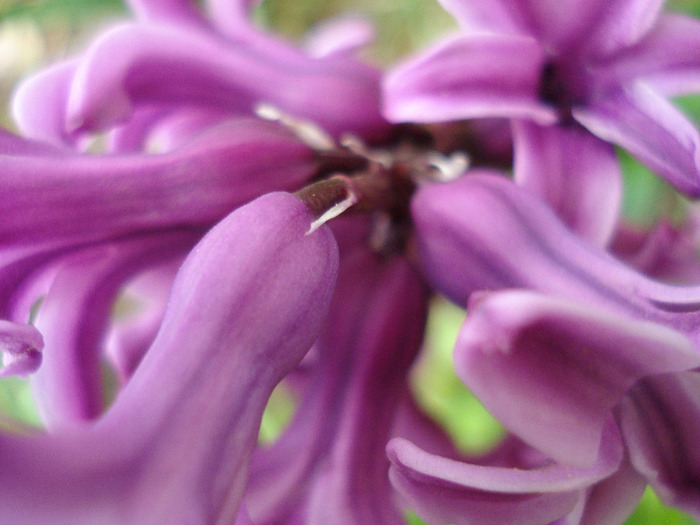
[1,0,700,523]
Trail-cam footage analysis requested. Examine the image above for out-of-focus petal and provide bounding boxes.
[581,0,664,59]
[438,0,662,55]
[611,220,700,284]
[455,290,699,467]
[387,421,623,525]
[513,121,621,246]
[600,14,700,96]
[578,452,647,525]
[105,261,181,382]
[0,192,339,523]
[303,16,375,58]
[31,232,195,429]
[620,371,700,518]
[0,320,43,378]
[435,0,522,33]
[124,0,207,27]
[573,83,700,197]
[245,247,384,524]
[305,258,427,525]
[247,243,426,525]
[410,173,700,343]
[0,120,314,246]
[383,33,555,125]
[203,0,260,39]
[12,60,79,146]
[65,23,388,140]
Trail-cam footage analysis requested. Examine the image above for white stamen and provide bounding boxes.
[425,151,469,182]
[340,134,392,167]
[255,103,336,150]
[306,189,359,235]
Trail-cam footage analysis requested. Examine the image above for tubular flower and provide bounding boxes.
[410,172,700,518]
[383,0,700,244]
[12,0,389,150]
[2,0,700,524]
[0,192,338,524]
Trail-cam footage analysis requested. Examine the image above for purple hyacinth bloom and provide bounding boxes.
[0,192,338,524]
[384,0,700,244]
[410,172,700,517]
[244,221,428,524]
[12,0,390,150]
[0,120,317,428]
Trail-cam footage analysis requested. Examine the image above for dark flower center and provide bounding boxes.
[538,60,587,123]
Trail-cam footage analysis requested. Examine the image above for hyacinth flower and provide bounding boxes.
[0,191,339,524]
[406,172,700,518]
[0,119,318,428]
[244,226,428,525]
[12,0,390,151]
[383,0,700,244]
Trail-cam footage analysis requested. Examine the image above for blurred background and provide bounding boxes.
[1,1,699,523]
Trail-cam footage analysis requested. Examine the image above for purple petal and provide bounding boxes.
[305,258,427,525]
[105,262,180,382]
[245,245,383,523]
[578,452,647,525]
[247,241,426,525]
[435,0,522,33]
[513,121,622,246]
[0,320,44,378]
[382,33,555,124]
[611,220,700,284]
[439,0,661,55]
[65,23,388,140]
[573,84,700,197]
[410,173,700,343]
[303,16,376,58]
[605,13,700,96]
[579,0,664,58]
[203,0,261,39]
[455,289,699,467]
[0,192,338,523]
[31,232,194,428]
[124,0,207,26]
[387,421,623,525]
[620,371,700,518]
[0,120,313,246]
[12,60,79,146]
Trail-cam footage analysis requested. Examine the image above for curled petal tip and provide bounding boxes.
[0,321,44,377]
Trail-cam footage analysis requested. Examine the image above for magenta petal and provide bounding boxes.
[579,452,647,525]
[573,84,700,197]
[410,173,700,344]
[600,14,700,96]
[383,33,555,125]
[0,320,43,378]
[203,0,260,39]
[303,16,375,58]
[12,60,79,146]
[435,0,522,33]
[455,290,699,467]
[0,120,313,246]
[387,421,623,525]
[246,243,426,525]
[65,22,387,140]
[581,0,664,58]
[513,121,622,246]
[31,232,194,428]
[124,0,206,26]
[0,192,338,523]
[305,258,427,525]
[620,371,700,518]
